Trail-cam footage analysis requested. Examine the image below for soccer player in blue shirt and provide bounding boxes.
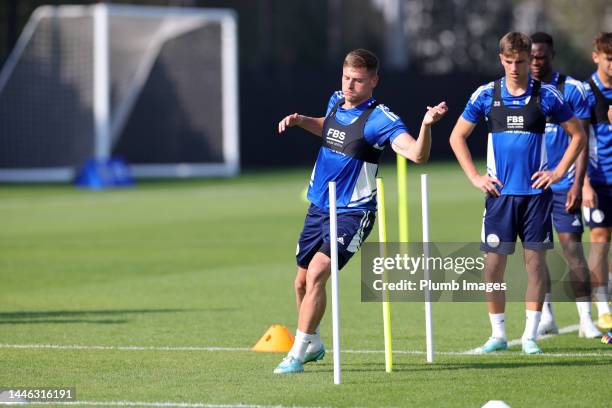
[450,32,586,354]
[529,32,602,339]
[274,49,448,374]
[582,32,612,332]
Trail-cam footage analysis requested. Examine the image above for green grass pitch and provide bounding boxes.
[0,162,610,407]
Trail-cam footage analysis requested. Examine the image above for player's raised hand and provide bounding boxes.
[278,113,302,134]
[531,170,560,189]
[423,102,448,126]
[470,174,503,196]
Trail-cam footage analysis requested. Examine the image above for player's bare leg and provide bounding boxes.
[298,252,331,334]
[555,233,602,337]
[485,252,507,314]
[538,262,559,335]
[523,249,547,312]
[589,227,612,330]
[294,263,326,362]
[275,253,329,373]
[558,233,591,299]
[480,252,509,353]
[294,267,307,311]
[520,249,546,353]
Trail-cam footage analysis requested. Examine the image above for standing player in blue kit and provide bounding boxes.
[274,49,448,374]
[528,32,602,339]
[582,32,612,333]
[450,32,586,354]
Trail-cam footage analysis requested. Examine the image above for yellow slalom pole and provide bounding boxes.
[376,177,392,373]
[395,155,408,369]
[397,155,409,242]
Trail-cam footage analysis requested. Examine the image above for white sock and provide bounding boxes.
[489,313,506,340]
[541,293,554,321]
[288,330,315,362]
[575,296,593,322]
[306,325,322,352]
[595,302,611,317]
[522,310,542,341]
[592,286,611,316]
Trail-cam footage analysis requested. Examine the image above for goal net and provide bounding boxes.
[0,4,239,182]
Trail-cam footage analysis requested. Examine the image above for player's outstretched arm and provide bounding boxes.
[391,102,448,164]
[532,116,586,189]
[449,116,503,196]
[278,113,325,137]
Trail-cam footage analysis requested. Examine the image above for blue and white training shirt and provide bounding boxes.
[584,72,612,186]
[307,91,408,212]
[462,76,573,195]
[544,73,590,192]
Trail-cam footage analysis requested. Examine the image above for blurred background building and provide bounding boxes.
[0,0,611,172]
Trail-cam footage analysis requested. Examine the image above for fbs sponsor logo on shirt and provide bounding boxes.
[326,128,346,148]
[506,115,524,130]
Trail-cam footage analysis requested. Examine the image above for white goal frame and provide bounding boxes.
[0,4,239,182]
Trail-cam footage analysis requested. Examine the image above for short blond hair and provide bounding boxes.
[499,32,532,56]
[343,49,379,75]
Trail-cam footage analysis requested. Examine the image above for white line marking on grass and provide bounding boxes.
[0,401,326,408]
[346,349,610,358]
[464,323,580,354]
[0,344,250,352]
[0,339,609,358]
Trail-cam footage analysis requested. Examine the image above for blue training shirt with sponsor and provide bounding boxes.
[544,72,590,193]
[462,76,573,195]
[584,72,612,186]
[307,91,408,212]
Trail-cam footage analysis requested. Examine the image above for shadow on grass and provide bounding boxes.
[0,319,129,325]
[308,358,612,374]
[0,308,231,325]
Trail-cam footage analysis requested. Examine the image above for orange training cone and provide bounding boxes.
[252,324,294,352]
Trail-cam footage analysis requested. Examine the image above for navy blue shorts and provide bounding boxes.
[296,204,375,270]
[583,184,612,228]
[480,190,553,254]
[551,191,583,234]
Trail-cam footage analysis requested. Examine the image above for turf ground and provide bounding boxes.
[0,162,610,407]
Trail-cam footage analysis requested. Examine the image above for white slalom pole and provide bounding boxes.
[329,181,341,384]
[421,174,434,363]
[93,3,111,162]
